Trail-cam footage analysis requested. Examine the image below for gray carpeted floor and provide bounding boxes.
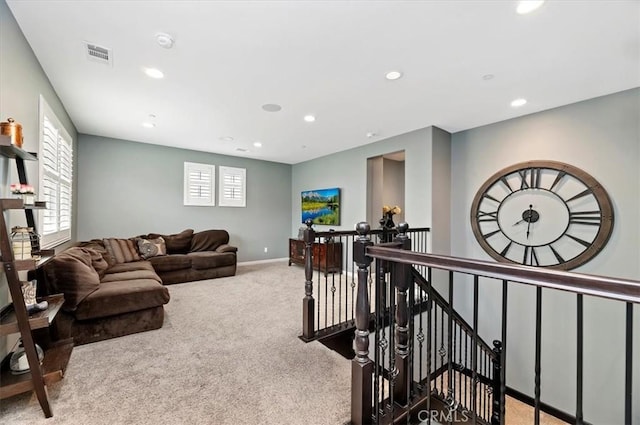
[0,261,352,425]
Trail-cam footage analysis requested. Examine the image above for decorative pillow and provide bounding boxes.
[148,229,194,254]
[103,238,142,264]
[137,237,167,259]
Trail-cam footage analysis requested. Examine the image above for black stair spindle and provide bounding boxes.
[534,286,542,425]
[426,266,432,422]
[448,271,454,410]
[625,302,633,425]
[500,280,508,425]
[472,275,479,425]
[576,294,584,425]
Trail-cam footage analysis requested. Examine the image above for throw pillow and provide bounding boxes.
[137,237,167,259]
[103,238,142,264]
[148,229,194,254]
[190,230,229,252]
[85,247,110,278]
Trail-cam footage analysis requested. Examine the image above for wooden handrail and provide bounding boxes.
[367,246,640,304]
[313,227,430,237]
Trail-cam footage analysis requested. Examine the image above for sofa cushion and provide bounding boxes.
[190,230,229,252]
[101,269,162,284]
[187,251,236,270]
[74,279,170,321]
[105,261,155,273]
[43,247,101,312]
[136,236,167,259]
[103,238,142,264]
[149,254,192,272]
[216,244,238,253]
[148,229,193,254]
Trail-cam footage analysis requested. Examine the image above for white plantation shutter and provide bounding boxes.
[39,96,73,248]
[184,162,215,206]
[219,166,246,207]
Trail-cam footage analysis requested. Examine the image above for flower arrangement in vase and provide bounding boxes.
[10,183,35,205]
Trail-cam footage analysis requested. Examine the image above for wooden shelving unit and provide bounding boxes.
[0,138,72,417]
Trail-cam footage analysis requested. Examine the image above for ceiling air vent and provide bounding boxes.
[84,42,112,66]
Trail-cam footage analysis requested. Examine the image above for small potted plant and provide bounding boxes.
[10,183,35,205]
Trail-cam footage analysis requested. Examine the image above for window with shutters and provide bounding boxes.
[219,166,246,207]
[184,162,215,206]
[38,96,73,248]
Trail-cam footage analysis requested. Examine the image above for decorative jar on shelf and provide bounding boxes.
[10,226,39,259]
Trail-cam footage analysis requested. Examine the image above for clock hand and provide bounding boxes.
[526,204,533,239]
[512,218,525,226]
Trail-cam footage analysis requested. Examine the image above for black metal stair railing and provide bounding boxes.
[349,220,639,425]
[299,219,430,342]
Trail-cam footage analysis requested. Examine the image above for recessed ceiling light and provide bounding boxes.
[155,32,174,49]
[366,132,377,138]
[219,136,234,142]
[144,67,164,79]
[253,142,262,148]
[262,104,282,112]
[304,115,316,123]
[385,71,403,80]
[516,0,545,14]
[142,122,156,128]
[511,98,527,107]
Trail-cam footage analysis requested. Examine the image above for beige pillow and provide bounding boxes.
[137,237,167,259]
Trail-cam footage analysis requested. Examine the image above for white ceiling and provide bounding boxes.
[7,1,640,165]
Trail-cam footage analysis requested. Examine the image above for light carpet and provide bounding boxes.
[0,261,352,425]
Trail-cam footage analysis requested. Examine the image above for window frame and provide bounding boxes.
[38,95,73,249]
[218,165,246,207]
[184,162,215,206]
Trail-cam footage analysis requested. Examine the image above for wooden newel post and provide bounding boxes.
[393,222,411,406]
[491,340,503,425]
[352,222,374,425]
[302,219,316,340]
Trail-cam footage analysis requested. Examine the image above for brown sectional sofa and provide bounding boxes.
[40,229,237,345]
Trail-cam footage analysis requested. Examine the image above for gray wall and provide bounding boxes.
[0,0,78,357]
[77,134,291,262]
[292,126,450,242]
[450,88,640,424]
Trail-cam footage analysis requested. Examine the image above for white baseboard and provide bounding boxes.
[237,257,289,266]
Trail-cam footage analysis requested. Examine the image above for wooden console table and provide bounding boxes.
[289,238,343,274]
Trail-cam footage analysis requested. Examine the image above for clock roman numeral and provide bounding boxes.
[522,246,539,266]
[569,210,602,226]
[549,245,565,264]
[549,171,567,192]
[566,188,593,203]
[500,177,514,193]
[565,234,592,248]
[477,210,498,222]
[482,229,501,239]
[518,168,542,190]
[500,242,512,257]
[482,193,501,203]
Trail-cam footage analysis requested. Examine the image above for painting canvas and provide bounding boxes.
[301,188,340,225]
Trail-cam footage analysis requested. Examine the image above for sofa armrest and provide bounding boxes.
[216,244,238,253]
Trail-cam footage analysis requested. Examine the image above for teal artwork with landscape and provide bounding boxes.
[301,188,340,225]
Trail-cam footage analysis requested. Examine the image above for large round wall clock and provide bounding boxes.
[470,160,614,270]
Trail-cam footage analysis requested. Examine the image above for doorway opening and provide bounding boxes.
[366,150,405,228]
